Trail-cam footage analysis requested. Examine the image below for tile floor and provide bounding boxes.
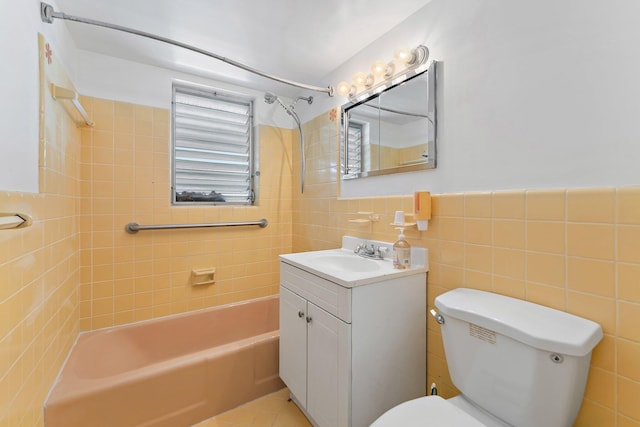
[193,388,312,427]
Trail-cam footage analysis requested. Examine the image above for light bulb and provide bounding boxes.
[337,81,353,96]
[353,72,368,87]
[384,61,395,78]
[394,46,414,64]
[364,74,374,87]
[371,60,387,76]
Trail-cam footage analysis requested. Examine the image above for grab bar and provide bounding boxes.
[125,218,268,234]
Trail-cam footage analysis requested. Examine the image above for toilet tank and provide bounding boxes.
[435,288,603,427]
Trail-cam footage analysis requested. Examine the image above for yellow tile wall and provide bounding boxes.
[4,89,637,426]
[0,87,81,424]
[293,108,640,427]
[78,97,293,330]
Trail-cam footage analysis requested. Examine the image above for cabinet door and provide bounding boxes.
[307,302,351,427]
[279,286,308,404]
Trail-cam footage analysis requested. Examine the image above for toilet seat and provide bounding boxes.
[371,396,488,427]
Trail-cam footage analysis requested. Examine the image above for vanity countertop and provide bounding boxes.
[279,236,428,288]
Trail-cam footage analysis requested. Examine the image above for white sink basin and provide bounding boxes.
[279,236,428,288]
[309,254,382,273]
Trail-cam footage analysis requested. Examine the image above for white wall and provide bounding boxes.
[322,0,640,197]
[0,2,294,194]
[7,0,640,196]
[0,0,77,193]
[75,50,298,130]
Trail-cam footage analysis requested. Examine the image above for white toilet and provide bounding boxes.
[372,288,603,427]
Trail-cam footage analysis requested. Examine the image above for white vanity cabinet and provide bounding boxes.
[280,286,351,427]
[279,259,426,427]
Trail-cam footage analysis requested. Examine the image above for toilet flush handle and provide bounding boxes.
[430,309,444,325]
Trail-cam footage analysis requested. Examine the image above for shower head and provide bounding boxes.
[264,92,296,120]
[264,92,278,104]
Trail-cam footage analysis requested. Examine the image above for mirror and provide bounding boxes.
[341,63,437,179]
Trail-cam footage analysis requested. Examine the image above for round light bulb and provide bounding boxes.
[337,81,353,96]
[353,72,368,87]
[394,46,414,64]
[371,60,387,76]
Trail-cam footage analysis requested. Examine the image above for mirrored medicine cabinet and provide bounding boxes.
[340,62,437,180]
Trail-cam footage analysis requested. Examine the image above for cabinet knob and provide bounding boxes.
[306,316,312,323]
[298,311,305,318]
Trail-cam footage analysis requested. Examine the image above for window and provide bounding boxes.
[342,119,367,176]
[172,82,255,205]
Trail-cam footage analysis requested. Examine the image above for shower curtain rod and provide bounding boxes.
[40,2,334,96]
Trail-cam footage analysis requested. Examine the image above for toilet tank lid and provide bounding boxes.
[435,288,603,356]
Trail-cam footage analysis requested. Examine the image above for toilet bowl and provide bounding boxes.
[371,288,603,427]
[372,394,514,427]
[371,396,486,427]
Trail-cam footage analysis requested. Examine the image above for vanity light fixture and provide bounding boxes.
[336,81,354,97]
[353,71,373,88]
[394,46,415,64]
[337,45,430,100]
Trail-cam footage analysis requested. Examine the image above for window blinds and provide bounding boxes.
[345,121,363,175]
[172,84,254,204]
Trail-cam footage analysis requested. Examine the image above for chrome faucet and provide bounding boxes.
[354,242,388,260]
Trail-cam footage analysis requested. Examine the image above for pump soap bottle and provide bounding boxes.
[393,228,411,269]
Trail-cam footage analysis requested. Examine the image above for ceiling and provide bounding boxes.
[54,0,432,97]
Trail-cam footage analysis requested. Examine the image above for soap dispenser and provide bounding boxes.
[393,228,411,269]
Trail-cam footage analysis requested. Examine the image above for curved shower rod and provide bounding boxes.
[40,2,335,96]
